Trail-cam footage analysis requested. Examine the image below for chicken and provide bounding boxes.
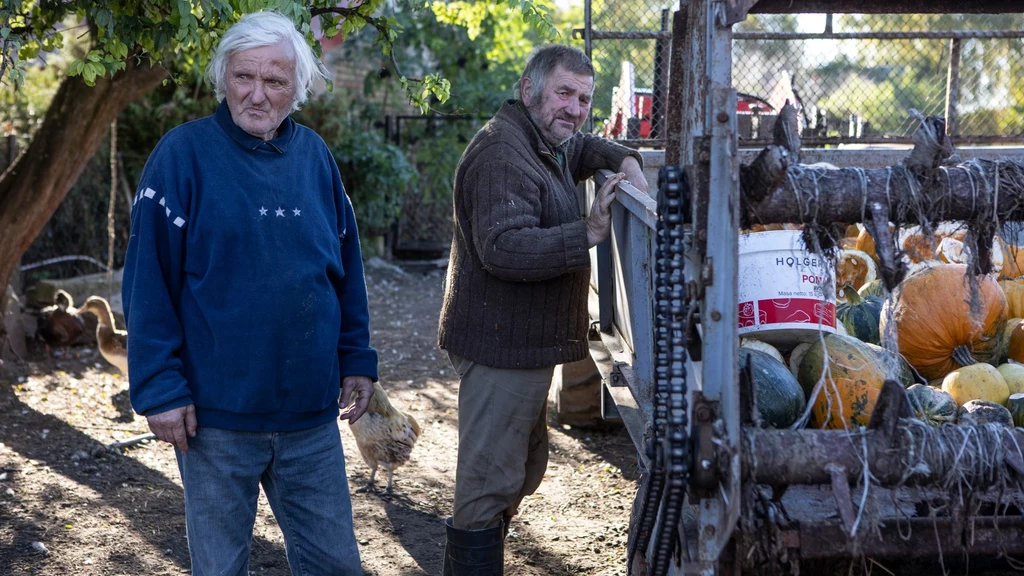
[76,296,128,376]
[37,289,85,357]
[348,381,421,495]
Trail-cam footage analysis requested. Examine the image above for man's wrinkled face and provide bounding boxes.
[225,42,297,141]
[522,65,594,148]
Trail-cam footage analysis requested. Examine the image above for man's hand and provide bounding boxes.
[146,404,197,452]
[340,376,374,424]
[618,155,649,193]
[587,172,625,247]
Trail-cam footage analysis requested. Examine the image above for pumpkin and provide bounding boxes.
[906,259,943,278]
[855,225,890,266]
[999,279,1024,318]
[998,318,1023,363]
[1007,393,1024,427]
[880,264,1008,381]
[809,377,879,430]
[898,222,964,264]
[864,343,918,386]
[998,237,1024,280]
[1007,320,1024,364]
[936,235,1004,275]
[743,223,802,233]
[941,363,1010,406]
[957,399,1014,427]
[787,342,812,380]
[836,285,883,344]
[742,223,786,233]
[740,338,785,366]
[797,333,888,429]
[836,250,877,301]
[905,384,958,426]
[739,349,806,429]
[858,279,889,299]
[996,363,1024,396]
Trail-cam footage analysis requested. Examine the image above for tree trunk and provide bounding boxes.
[0,59,166,296]
[743,159,1024,225]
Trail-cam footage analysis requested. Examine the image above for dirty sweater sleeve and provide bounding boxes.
[122,135,192,417]
[567,132,644,183]
[466,157,590,283]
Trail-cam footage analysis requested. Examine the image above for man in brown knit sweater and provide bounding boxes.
[438,44,648,574]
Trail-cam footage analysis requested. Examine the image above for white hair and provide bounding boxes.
[205,11,330,112]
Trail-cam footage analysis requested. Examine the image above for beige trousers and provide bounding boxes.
[448,353,554,531]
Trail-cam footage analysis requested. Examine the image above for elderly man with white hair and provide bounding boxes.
[122,11,376,575]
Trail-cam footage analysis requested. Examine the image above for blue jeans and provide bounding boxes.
[175,421,362,576]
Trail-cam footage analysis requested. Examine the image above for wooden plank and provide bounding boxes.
[795,516,1024,559]
[749,0,1020,13]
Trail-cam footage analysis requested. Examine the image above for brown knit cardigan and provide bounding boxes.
[437,100,642,369]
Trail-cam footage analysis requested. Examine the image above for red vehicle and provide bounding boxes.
[604,89,773,140]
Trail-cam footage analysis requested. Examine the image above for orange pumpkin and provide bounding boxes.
[835,250,876,300]
[999,279,1024,318]
[1007,321,1024,364]
[935,235,1004,274]
[811,377,881,430]
[880,264,1007,381]
[1000,318,1023,363]
[898,223,968,264]
[797,334,889,429]
[855,227,879,265]
[1000,238,1024,279]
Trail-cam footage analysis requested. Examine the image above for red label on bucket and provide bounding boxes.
[738,298,835,328]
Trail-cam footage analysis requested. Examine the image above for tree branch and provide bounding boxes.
[309,6,421,83]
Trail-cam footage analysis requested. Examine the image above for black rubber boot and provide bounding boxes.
[442,517,503,576]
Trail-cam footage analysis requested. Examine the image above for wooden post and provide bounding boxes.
[945,38,962,137]
[651,8,671,141]
[107,119,118,301]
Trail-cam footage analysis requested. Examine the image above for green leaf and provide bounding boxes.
[1,28,10,40]
[18,43,40,60]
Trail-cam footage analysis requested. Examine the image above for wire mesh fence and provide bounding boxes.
[583,5,1024,147]
[388,115,487,257]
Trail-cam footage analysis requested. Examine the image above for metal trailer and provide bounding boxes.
[586,1,1024,574]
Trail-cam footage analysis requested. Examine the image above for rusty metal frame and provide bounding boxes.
[586,0,1024,574]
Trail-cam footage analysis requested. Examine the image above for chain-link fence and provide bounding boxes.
[388,115,487,257]
[580,0,673,144]
[583,5,1024,147]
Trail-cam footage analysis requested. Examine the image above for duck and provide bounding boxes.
[76,295,128,376]
[37,289,85,357]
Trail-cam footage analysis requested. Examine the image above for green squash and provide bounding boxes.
[957,399,1014,427]
[863,343,919,387]
[858,279,889,299]
[739,348,806,429]
[837,285,884,345]
[906,384,957,426]
[1007,393,1024,427]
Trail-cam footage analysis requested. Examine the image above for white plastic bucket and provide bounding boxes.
[738,230,837,346]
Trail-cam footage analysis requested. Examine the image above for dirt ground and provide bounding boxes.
[0,262,639,576]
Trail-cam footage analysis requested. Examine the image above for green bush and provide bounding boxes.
[294,90,417,237]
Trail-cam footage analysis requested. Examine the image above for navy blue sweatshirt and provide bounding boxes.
[123,100,378,432]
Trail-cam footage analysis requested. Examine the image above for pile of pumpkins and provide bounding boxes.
[740,222,1024,431]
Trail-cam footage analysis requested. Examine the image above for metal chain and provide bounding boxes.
[626,166,678,569]
[628,165,691,575]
